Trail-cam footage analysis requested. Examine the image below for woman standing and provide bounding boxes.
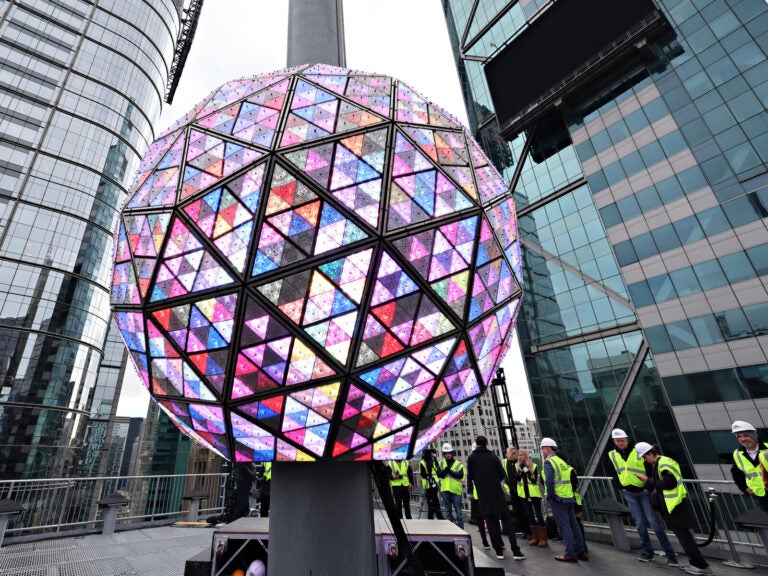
[517,449,547,547]
[636,442,713,576]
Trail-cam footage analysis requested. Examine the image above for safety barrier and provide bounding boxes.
[0,473,227,544]
[580,476,764,555]
[2,472,765,557]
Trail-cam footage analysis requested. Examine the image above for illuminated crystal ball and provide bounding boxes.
[112,64,523,462]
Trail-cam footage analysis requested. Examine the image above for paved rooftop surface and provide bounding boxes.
[466,528,768,576]
[0,522,767,576]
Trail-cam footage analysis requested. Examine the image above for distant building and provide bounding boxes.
[0,0,197,479]
[131,401,192,517]
[514,419,540,456]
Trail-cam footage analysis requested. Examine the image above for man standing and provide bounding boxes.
[468,436,525,561]
[637,442,712,576]
[257,462,272,517]
[730,420,768,512]
[419,447,443,519]
[608,428,677,565]
[437,442,465,528]
[231,462,257,521]
[541,437,587,563]
[388,459,414,519]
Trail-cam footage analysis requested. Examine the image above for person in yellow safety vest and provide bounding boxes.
[418,447,443,519]
[637,442,712,576]
[730,420,768,513]
[540,438,587,563]
[501,446,531,542]
[515,449,547,547]
[437,442,465,528]
[388,459,414,520]
[257,462,272,518]
[607,428,677,565]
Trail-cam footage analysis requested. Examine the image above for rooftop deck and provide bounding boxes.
[1,521,766,576]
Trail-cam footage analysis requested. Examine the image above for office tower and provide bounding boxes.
[0,0,200,479]
[513,419,541,457]
[442,0,768,479]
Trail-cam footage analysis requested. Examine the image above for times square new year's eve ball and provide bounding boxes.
[111,64,522,462]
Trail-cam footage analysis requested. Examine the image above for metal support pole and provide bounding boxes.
[287,0,346,68]
[267,461,376,576]
[708,487,754,569]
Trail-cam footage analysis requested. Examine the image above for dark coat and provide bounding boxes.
[467,446,507,517]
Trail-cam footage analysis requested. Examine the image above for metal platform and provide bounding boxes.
[203,513,475,576]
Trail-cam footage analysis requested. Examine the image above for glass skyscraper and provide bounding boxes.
[442,0,768,479]
[0,0,189,479]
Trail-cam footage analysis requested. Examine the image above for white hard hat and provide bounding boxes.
[635,442,654,457]
[246,559,266,576]
[442,442,454,452]
[732,420,757,434]
[611,428,628,439]
[540,437,557,449]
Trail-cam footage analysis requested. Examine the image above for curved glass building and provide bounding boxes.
[442,0,768,480]
[0,0,186,479]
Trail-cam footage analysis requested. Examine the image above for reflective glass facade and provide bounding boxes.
[0,0,183,479]
[442,0,768,478]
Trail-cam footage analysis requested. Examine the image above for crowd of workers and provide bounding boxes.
[385,419,768,575]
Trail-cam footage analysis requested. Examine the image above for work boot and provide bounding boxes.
[536,525,548,548]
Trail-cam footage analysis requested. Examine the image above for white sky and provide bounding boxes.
[116,0,536,421]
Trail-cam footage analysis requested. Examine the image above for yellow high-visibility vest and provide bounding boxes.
[656,455,686,513]
[735,445,768,497]
[389,460,410,487]
[419,459,439,490]
[516,462,542,499]
[543,455,573,499]
[609,449,646,488]
[439,459,464,495]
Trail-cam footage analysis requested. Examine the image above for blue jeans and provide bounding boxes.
[622,490,676,560]
[551,500,585,558]
[442,492,464,528]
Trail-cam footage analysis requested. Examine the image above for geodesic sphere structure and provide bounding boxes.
[112,64,523,462]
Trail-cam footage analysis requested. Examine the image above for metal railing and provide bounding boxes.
[0,473,227,543]
[579,476,764,551]
[2,472,766,556]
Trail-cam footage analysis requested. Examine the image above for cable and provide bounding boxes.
[371,461,427,576]
[696,497,717,547]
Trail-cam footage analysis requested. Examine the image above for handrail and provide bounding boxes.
[0,472,228,545]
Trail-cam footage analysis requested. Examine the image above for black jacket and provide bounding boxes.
[467,446,507,517]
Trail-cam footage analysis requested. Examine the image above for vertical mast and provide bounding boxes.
[287,0,346,67]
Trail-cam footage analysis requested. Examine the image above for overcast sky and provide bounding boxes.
[116,0,536,421]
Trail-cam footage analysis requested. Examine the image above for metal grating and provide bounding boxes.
[0,527,211,576]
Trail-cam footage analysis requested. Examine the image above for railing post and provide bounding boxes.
[708,487,754,569]
[0,500,25,548]
[56,481,73,534]
[183,487,208,522]
[97,493,130,536]
[591,497,631,551]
